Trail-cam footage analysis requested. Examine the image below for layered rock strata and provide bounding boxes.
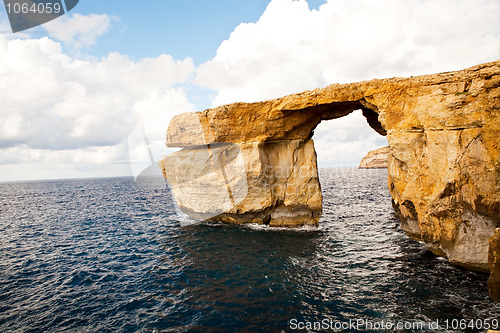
[160,61,500,280]
[359,146,389,169]
[162,139,321,227]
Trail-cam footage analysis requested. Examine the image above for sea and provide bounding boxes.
[0,168,498,332]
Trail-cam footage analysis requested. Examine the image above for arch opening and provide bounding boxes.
[311,107,388,169]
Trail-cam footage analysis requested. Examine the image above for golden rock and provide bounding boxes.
[160,61,500,284]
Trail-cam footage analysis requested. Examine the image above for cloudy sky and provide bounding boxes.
[0,0,499,181]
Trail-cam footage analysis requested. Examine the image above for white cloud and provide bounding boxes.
[43,13,112,48]
[0,143,133,181]
[198,0,500,105]
[3,0,500,180]
[196,0,500,167]
[0,35,195,181]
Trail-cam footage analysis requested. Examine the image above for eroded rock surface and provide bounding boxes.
[162,139,321,227]
[160,60,500,276]
[359,146,389,169]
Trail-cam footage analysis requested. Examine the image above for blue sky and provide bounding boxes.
[0,0,499,181]
[8,0,325,63]
[67,0,276,64]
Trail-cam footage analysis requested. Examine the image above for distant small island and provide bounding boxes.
[359,146,389,169]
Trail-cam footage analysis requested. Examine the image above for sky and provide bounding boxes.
[0,0,499,181]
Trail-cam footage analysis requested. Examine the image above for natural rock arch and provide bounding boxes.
[162,99,385,228]
[160,61,500,281]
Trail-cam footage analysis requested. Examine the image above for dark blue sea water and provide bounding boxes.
[0,168,498,332]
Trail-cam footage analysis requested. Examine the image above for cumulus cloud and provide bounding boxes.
[0,35,195,180]
[196,0,500,167]
[43,13,112,48]
[3,0,500,179]
[197,0,500,105]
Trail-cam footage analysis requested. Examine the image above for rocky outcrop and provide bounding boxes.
[162,139,321,227]
[359,146,389,169]
[160,60,500,276]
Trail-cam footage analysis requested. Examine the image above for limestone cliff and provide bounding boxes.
[162,139,321,227]
[160,61,500,281]
[359,146,389,169]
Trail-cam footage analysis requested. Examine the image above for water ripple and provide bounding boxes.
[0,171,498,332]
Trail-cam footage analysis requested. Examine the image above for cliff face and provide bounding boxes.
[162,139,321,227]
[359,146,389,169]
[160,61,500,278]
